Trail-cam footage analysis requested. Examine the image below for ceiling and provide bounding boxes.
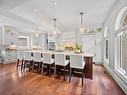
[0,0,117,33]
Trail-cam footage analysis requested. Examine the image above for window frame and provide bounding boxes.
[104,26,109,65]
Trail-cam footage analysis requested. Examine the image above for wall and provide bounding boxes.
[2,26,32,46]
[16,29,32,46]
[32,32,44,49]
[102,0,127,94]
[61,30,103,63]
[61,31,77,44]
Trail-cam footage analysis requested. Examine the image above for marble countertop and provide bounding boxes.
[17,50,94,57]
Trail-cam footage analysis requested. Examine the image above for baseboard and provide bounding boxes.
[94,62,103,64]
[103,63,127,95]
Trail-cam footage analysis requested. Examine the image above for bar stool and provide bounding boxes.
[69,54,85,86]
[17,51,24,70]
[23,51,33,71]
[32,52,43,73]
[54,53,69,80]
[42,52,55,75]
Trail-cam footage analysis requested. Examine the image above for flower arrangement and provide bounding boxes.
[74,43,82,53]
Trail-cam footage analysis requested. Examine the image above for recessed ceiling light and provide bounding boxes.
[54,2,56,5]
[34,9,37,12]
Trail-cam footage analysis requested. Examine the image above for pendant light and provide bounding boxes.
[52,0,57,35]
[34,8,38,37]
[53,18,57,35]
[35,24,38,37]
[80,12,84,33]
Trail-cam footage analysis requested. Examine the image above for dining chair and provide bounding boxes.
[32,52,43,73]
[69,54,85,86]
[42,52,55,75]
[23,51,33,71]
[17,51,24,70]
[54,53,70,80]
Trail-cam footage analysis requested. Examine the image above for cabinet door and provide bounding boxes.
[6,51,17,61]
[4,31,15,45]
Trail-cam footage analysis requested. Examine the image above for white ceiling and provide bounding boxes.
[0,0,117,33]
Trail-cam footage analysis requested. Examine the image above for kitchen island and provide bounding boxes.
[19,50,94,79]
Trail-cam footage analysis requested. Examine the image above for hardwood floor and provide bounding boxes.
[0,63,125,95]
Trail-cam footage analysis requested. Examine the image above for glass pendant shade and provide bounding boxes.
[53,18,57,35]
[80,12,84,33]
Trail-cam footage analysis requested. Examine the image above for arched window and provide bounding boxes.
[104,26,109,65]
[115,7,127,74]
[115,7,127,31]
[120,11,127,27]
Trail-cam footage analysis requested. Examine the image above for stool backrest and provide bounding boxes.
[55,53,65,65]
[17,51,24,60]
[43,52,51,63]
[24,51,32,61]
[70,54,85,69]
[33,52,42,62]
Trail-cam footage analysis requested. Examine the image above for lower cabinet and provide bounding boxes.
[2,50,17,64]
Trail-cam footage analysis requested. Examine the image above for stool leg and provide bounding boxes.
[32,61,34,72]
[17,59,19,69]
[38,62,41,74]
[82,69,84,86]
[69,68,71,83]
[63,66,65,81]
[21,59,24,70]
[49,64,51,76]
[24,60,26,70]
[41,63,44,74]
[54,65,56,77]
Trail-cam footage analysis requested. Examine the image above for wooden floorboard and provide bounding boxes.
[0,63,125,95]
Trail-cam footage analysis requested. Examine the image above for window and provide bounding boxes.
[18,36,30,46]
[121,12,127,27]
[104,26,109,64]
[115,7,127,74]
[105,39,109,59]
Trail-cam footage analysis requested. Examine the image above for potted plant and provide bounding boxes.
[74,43,82,53]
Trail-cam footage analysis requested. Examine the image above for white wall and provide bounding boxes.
[61,31,77,44]
[0,24,32,47]
[61,30,103,63]
[103,0,127,94]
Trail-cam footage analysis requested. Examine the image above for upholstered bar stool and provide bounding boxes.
[23,51,33,71]
[54,53,69,80]
[69,54,85,86]
[42,52,55,75]
[32,52,43,73]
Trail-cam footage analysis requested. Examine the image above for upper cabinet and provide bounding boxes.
[1,25,32,47]
[3,25,18,45]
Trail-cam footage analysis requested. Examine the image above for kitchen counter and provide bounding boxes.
[18,50,93,79]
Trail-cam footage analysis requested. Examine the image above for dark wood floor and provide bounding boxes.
[0,63,125,95]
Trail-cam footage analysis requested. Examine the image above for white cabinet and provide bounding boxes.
[2,50,17,64]
[82,32,102,63]
[48,33,55,50]
[4,30,17,45]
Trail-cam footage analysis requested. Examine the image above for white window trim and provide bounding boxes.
[18,36,30,47]
[104,26,109,64]
[115,26,127,77]
[114,68,127,82]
